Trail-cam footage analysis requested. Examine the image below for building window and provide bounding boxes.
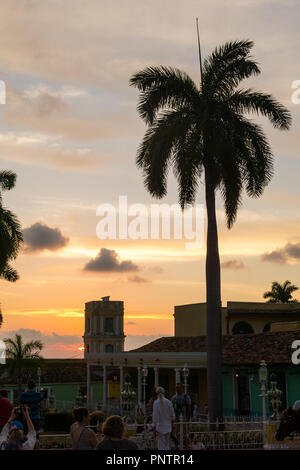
[86,343,90,353]
[86,318,91,333]
[104,317,114,333]
[263,323,271,332]
[105,344,114,353]
[232,322,254,335]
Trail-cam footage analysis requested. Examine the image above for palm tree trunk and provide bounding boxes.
[205,169,223,425]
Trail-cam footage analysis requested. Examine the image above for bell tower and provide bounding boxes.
[83,296,125,357]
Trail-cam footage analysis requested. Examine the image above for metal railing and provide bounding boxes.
[127,418,266,450]
[53,399,122,415]
[38,418,300,450]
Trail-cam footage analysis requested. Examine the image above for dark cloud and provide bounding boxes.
[261,250,287,264]
[23,222,69,253]
[0,328,81,346]
[285,242,300,259]
[261,241,300,264]
[147,266,164,274]
[125,321,136,325]
[221,260,245,270]
[128,275,151,283]
[83,248,138,272]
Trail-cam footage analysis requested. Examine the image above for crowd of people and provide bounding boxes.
[0,380,205,451]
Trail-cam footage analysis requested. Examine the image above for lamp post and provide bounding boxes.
[142,365,148,415]
[182,363,189,395]
[37,367,41,392]
[258,360,268,421]
[267,373,282,420]
[75,386,84,407]
[120,373,136,423]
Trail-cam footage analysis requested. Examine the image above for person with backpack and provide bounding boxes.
[0,406,36,450]
[171,383,191,421]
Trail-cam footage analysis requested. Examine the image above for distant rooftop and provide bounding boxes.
[130,330,300,365]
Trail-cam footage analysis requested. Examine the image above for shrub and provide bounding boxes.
[43,411,74,432]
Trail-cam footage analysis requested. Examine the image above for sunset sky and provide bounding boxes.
[0,0,299,357]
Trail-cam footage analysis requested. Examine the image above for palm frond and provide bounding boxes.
[173,125,204,208]
[0,171,16,192]
[137,108,196,198]
[130,66,199,124]
[0,263,19,282]
[203,40,258,96]
[228,89,292,130]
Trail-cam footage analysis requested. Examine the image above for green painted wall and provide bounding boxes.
[222,366,234,414]
[92,383,103,402]
[50,384,78,401]
[3,382,103,407]
[249,376,264,415]
[286,365,300,406]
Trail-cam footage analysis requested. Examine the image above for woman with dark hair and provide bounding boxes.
[96,415,138,450]
[70,407,104,450]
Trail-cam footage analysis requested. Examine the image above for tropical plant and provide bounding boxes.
[4,334,44,395]
[263,281,299,304]
[0,170,23,282]
[130,40,291,422]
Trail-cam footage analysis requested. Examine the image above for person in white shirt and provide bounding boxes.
[293,400,300,411]
[152,386,175,450]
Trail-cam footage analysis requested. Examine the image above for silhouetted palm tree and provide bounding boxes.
[130,40,291,422]
[263,281,298,304]
[4,334,44,395]
[0,170,23,282]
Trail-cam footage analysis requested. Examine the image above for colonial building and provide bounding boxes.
[83,297,300,416]
[2,297,300,416]
[174,301,300,336]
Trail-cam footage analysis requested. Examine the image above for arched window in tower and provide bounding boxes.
[232,321,254,335]
[104,317,114,333]
[263,323,271,333]
[105,344,114,353]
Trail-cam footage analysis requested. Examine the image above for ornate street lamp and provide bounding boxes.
[75,386,84,407]
[142,365,148,414]
[120,373,136,422]
[48,388,56,411]
[182,363,189,395]
[267,373,282,420]
[258,360,268,421]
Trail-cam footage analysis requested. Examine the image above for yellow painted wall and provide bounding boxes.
[109,382,120,399]
[174,303,227,336]
[271,321,300,332]
[175,301,300,336]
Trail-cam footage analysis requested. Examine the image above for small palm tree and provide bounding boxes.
[4,334,44,395]
[0,170,23,282]
[263,281,299,304]
[130,40,291,422]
